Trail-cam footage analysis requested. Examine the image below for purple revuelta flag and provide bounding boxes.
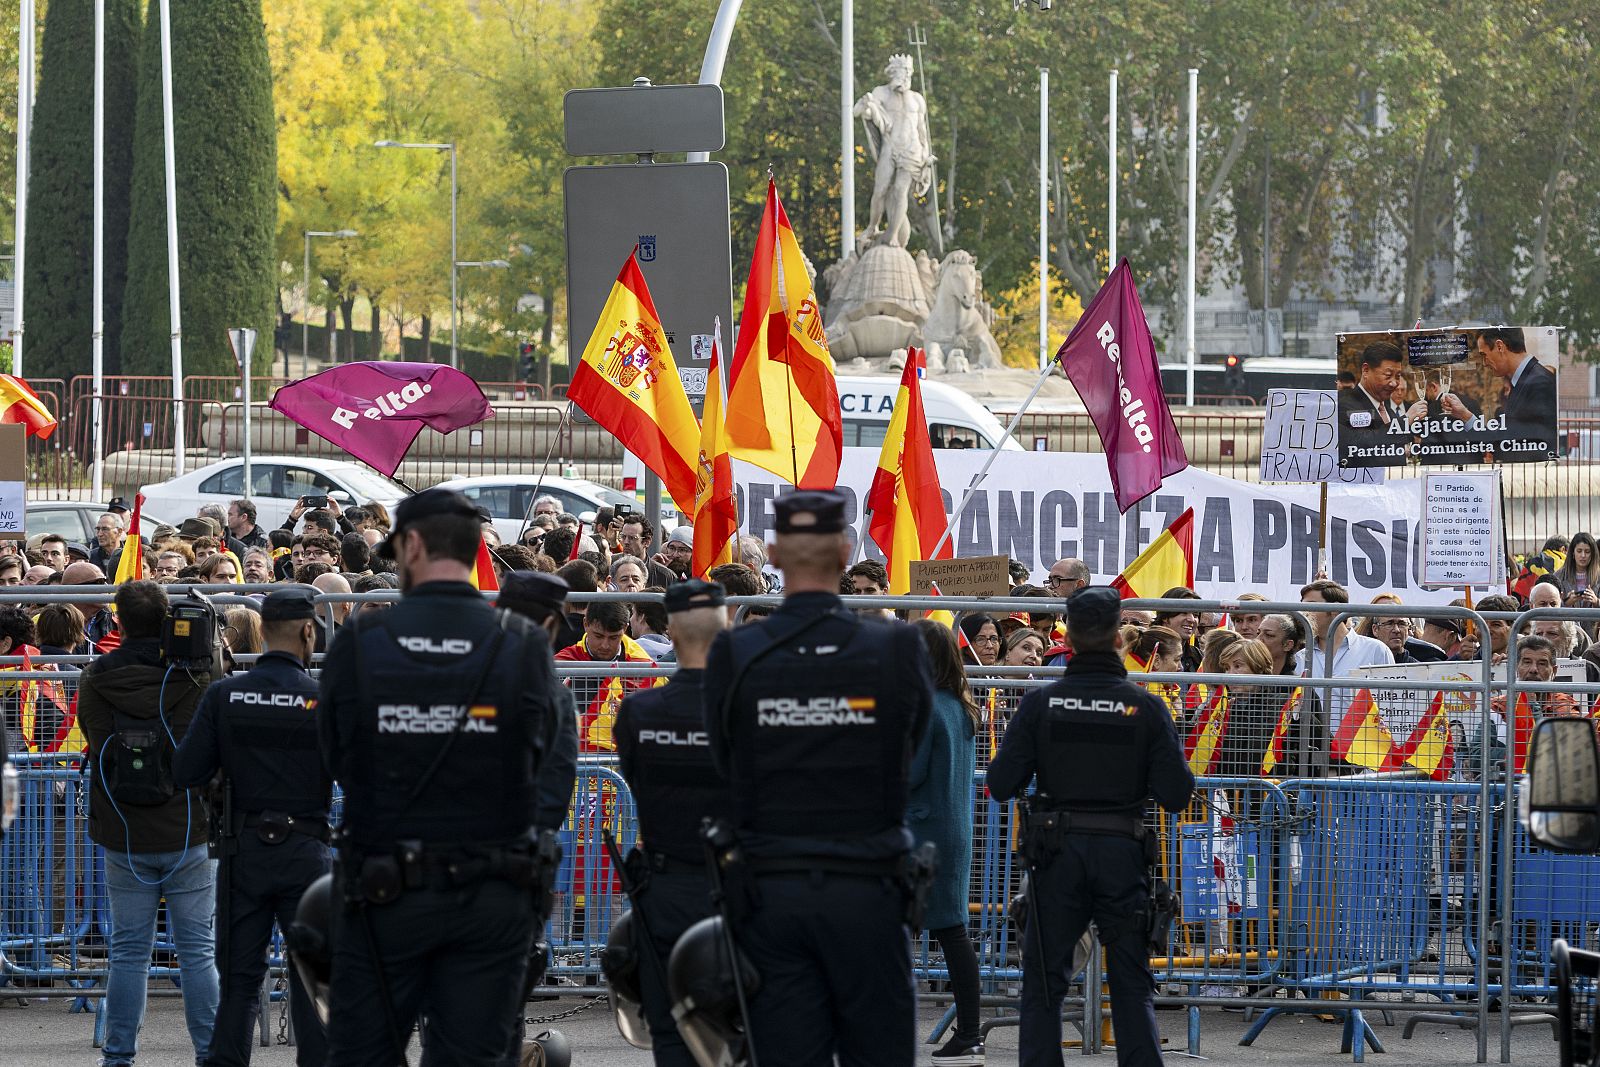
[1054,259,1188,513]
[269,362,493,477]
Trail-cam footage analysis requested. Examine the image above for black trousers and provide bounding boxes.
[740,872,913,1067]
[635,872,714,1067]
[1019,835,1160,1067]
[326,878,535,1067]
[206,836,329,1067]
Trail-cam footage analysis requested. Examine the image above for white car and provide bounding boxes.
[140,456,409,532]
[27,500,171,544]
[432,475,639,545]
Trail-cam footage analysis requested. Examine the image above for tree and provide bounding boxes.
[121,0,276,377]
[22,0,140,380]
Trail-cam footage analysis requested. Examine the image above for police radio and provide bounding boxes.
[162,590,224,674]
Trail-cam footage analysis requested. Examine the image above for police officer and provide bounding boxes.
[987,586,1195,1067]
[317,489,571,1066]
[614,579,734,1064]
[702,490,934,1066]
[172,586,330,1067]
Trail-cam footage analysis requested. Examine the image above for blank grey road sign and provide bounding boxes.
[564,83,725,157]
[564,162,733,381]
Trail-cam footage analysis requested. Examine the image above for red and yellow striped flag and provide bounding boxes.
[470,537,499,591]
[1260,687,1301,776]
[866,349,950,595]
[1184,688,1230,775]
[0,375,57,439]
[1110,508,1195,599]
[1331,687,1395,770]
[112,494,145,585]
[725,179,842,488]
[569,249,701,514]
[691,322,737,578]
[1396,690,1453,781]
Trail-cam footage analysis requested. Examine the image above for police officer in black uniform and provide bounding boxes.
[172,586,330,1067]
[702,490,934,1066]
[987,586,1195,1067]
[615,579,734,1065]
[316,489,571,1067]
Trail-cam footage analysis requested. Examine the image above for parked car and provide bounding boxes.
[431,474,639,545]
[140,456,409,532]
[27,500,171,544]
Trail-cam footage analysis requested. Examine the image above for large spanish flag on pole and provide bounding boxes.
[725,179,843,488]
[1109,508,1195,599]
[568,249,702,514]
[866,349,950,594]
[692,321,737,578]
[0,375,58,439]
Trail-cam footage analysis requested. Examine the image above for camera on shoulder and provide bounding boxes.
[162,589,224,674]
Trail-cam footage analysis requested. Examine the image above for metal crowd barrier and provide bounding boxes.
[4,593,1600,1064]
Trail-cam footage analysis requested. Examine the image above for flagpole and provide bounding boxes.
[1185,67,1197,408]
[928,359,1057,559]
[91,0,105,503]
[1107,68,1118,270]
[840,0,854,260]
[1038,67,1049,371]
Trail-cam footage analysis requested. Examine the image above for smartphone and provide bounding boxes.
[302,494,329,509]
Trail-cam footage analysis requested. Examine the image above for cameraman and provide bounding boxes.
[79,580,220,1067]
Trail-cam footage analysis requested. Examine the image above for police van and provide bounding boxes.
[619,374,1022,506]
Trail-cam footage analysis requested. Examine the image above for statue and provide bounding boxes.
[919,250,1002,372]
[854,54,934,249]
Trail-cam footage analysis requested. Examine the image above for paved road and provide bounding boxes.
[1,988,1563,1065]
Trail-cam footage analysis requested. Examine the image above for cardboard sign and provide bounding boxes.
[909,554,1012,599]
[1422,472,1500,587]
[0,424,24,539]
[1259,389,1383,484]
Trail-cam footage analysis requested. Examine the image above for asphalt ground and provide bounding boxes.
[0,985,1563,1066]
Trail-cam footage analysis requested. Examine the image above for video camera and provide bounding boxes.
[162,589,225,675]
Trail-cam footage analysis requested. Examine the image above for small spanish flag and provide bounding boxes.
[113,494,146,585]
[1184,688,1230,776]
[470,537,498,591]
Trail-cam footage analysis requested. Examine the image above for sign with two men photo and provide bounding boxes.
[1335,325,1561,468]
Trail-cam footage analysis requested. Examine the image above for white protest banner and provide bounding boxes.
[734,449,1495,605]
[1422,472,1499,587]
[1260,389,1383,484]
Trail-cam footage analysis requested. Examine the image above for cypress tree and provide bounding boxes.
[21,0,140,381]
[121,0,276,378]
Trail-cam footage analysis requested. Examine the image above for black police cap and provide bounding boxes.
[774,490,848,534]
[261,585,319,622]
[107,496,132,513]
[663,579,725,614]
[379,488,481,555]
[499,570,570,617]
[1065,585,1123,632]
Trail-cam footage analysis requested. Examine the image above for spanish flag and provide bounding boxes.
[470,537,498,591]
[1185,688,1229,775]
[112,494,145,584]
[866,349,950,595]
[1396,690,1453,781]
[725,179,842,488]
[1260,687,1301,775]
[691,321,737,578]
[0,375,57,439]
[1110,508,1195,599]
[1330,687,1395,770]
[569,249,701,514]
[1510,692,1535,775]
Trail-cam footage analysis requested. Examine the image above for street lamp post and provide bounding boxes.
[454,259,511,370]
[375,140,458,367]
[301,229,359,379]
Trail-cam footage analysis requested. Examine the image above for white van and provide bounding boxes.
[618,373,1023,505]
[834,374,1023,452]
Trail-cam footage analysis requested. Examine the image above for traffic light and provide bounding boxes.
[1223,353,1245,394]
[518,341,536,381]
